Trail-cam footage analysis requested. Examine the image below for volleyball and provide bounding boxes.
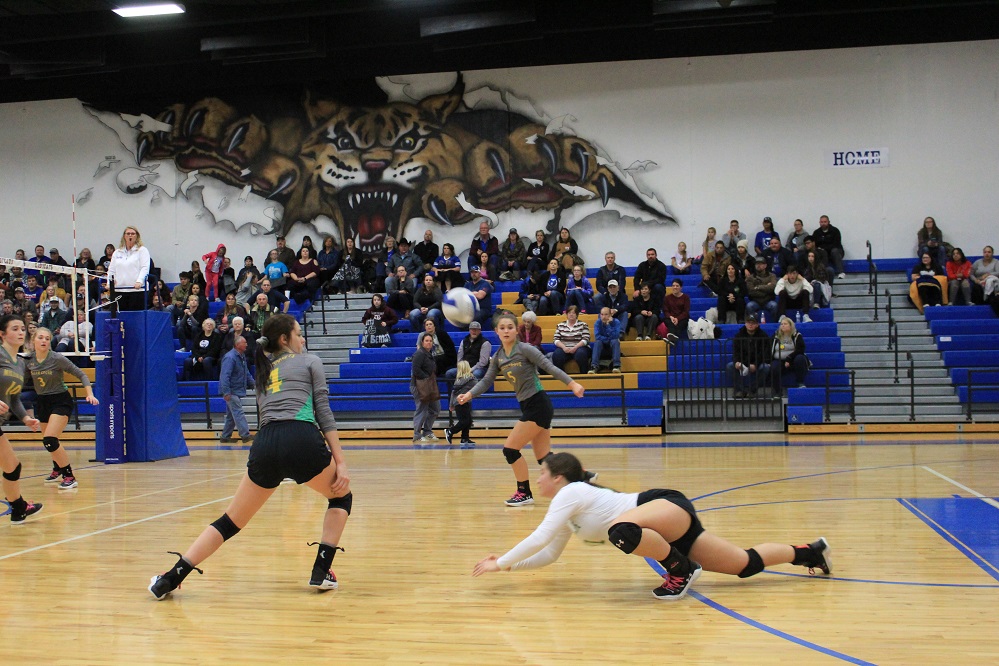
[442,287,480,326]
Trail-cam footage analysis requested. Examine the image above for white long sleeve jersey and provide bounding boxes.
[496,483,639,571]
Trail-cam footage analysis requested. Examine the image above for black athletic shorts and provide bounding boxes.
[34,391,76,422]
[637,488,705,556]
[246,420,333,489]
[519,390,554,429]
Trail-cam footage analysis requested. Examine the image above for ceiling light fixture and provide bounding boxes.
[113,3,185,18]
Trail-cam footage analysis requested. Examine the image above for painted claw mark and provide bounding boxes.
[428,196,452,226]
[486,148,507,183]
[596,174,610,207]
[226,124,248,154]
[266,172,295,200]
[136,138,149,165]
[185,109,205,137]
[571,143,588,182]
[537,137,558,176]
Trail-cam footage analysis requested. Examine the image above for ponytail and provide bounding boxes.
[254,313,297,395]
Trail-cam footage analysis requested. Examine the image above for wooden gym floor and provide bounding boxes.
[2,434,998,665]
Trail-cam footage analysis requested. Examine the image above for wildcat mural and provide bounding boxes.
[115,75,671,256]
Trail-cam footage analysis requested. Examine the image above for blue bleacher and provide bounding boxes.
[924,305,995,321]
[930,319,999,336]
[935,335,999,352]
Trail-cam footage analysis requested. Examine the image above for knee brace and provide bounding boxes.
[502,447,523,465]
[738,548,765,578]
[43,436,61,453]
[608,522,643,554]
[537,452,552,466]
[209,513,241,541]
[327,492,353,516]
[2,463,22,482]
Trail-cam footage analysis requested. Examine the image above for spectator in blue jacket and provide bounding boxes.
[589,307,622,373]
[218,335,254,443]
[602,279,629,335]
[464,265,494,325]
[564,265,595,314]
[594,251,627,310]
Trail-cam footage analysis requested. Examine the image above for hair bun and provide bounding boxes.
[256,335,268,346]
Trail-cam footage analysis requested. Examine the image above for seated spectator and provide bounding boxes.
[670,242,692,275]
[176,294,208,351]
[745,260,778,323]
[762,236,794,279]
[717,263,748,324]
[168,271,193,324]
[150,292,168,312]
[410,273,444,331]
[464,265,494,325]
[469,221,500,273]
[43,278,69,309]
[413,230,439,276]
[595,252,627,308]
[183,318,223,381]
[247,292,277,331]
[388,237,424,281]
[0,299,13,316]
[385,266,419,316]
[813,215,846,279]
[22,275,43,306]
[972,245,999,303]
[698,226,717,264]
[262,234,296,272]
[153,278,172,308]
[476,249,498,283]
[775,265,813,322]
[252,279,290,314]
[589,307,621,374]
[660,278,689,343]
[524,230,550,276]
[916,216,948,267]
[499,228,526,281]
[235,256,261,307]
[517,310,543,350]
[721,219,746,258]
[795,235,829,273]
[700,241,731,295]
[602,279,629,334]
[771,316,809,391]
[215,292,248,334]
[361,293,398,347]
[331,237,365,294]
[634,247,668,306]
[46,247,72,291]
[518,270,544,313]
[628,284,659,341]
[288,246,320,304]
[99,244,115,273]
[946,247,973,305]
[444,320,491,380]
[549,226,582,271]
[262,249,289,291]
[189,260,207,293]
[316,236,341,290]
[727,314,770,398]
[786,219,808,255]
[732,240,755,279]
[12,286,37,319]
[910,251,945,312]
[552,305,590,373]
[39,296,69,336]
[754,217,779,257]
[375,235,397,286]
[56,308,94,354]
[802,250,832,308]
[220,257,238,297]
[539,260,566,316]
[564,265,595,314]
[220,316,257,366]
[432,243,462,293]
[421,318,456,376]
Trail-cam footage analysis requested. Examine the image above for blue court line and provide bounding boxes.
[764,570,999,588]
[688,590,876,665]
[898,498,999,582]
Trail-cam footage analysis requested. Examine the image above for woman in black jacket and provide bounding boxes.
[549,227,581,271]
[331,237,365,294]
[539,259,566,315]
[525,229,551,276]
[717,263,748,324]
[410,332,441,443]
[183,318,223,381]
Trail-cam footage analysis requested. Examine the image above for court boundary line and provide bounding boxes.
[921,465,999,510]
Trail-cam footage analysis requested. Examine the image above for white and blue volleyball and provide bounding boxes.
[442,287,480,326]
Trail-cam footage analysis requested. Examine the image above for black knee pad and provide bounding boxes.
[43,436,61,453]
[502,447,523,465]
[2,463,22,482]
[608,522,643,554]
[537,452,552,466]
[327,492,353,516]
[739,548,765,578]
[210,513,241,541]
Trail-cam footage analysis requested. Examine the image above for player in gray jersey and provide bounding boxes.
[0,314,44,524]
[458,312,586,507]
[150,314,351,600]
[27,328,99,490]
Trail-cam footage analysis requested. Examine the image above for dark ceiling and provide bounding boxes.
[2,0,999,105]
